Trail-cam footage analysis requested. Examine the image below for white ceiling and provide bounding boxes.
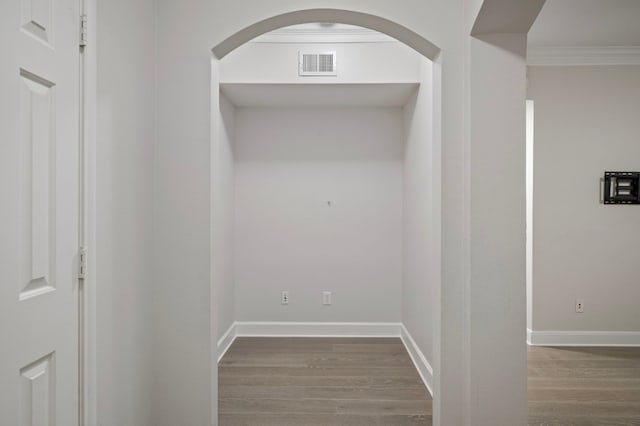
[254,9,640,48]
[272,23,373,32]
[220,83,420,108]
[252,23,394,44]
[528,0,640,47]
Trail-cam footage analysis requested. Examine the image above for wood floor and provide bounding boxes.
[528,346,640,426]
[218,337,431,425]
[219,337,640,426]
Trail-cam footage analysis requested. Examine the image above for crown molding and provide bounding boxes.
[527,46,640,66]
[251,28,396,44]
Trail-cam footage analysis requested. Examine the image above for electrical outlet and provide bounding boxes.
[575,298,584,313]
[281,291,289,305]
[322,291,332,305]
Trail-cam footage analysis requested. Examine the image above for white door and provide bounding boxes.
[0,0,81,424]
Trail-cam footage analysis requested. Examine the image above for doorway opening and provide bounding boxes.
[526,99,534,343]
[211,15,442,424]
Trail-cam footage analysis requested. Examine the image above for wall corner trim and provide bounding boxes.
[217,323,238,363]
[399,324,434,396]
[216,321,434,396]
[528,330,640,347]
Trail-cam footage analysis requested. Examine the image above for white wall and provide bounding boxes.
[234,107,404,322]
[528,66,640,333]
[215,94,236,339]
[153,1,532,424]
[221,41,421,83]
[402,58,438,366]
[152,1,214,425]
[96,0,154,424]
[468,34,528,425]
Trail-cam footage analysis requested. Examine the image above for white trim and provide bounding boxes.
[527,46,640,66]
[217,322,238,363]
[400,325,434,396]
[234,321,402,338]
[84,0,97,424]
[252,28,396,44]
[528,329,640,347]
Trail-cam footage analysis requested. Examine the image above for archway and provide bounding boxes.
[144,1,543,423]
[210,7,443,426]
[211,9,440,60]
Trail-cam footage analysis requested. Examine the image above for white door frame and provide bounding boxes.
[81,0,98,423]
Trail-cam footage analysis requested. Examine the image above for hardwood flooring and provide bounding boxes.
[218,337,431,425]
[528,346,640,426]
[219,338,640,426]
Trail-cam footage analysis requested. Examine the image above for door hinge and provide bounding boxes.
[80,14,88,47]
[79,247,87,279]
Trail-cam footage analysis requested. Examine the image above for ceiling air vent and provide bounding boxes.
[299,51,337,76]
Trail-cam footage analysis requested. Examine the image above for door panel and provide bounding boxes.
[19,70,57,301]
[1,0,80,424]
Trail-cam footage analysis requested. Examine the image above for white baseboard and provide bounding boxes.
[528,329,640,347]
[218,322,401,361]
[217,321,435,397]
[234,321,402,338]
[400,324,434,396]
[217,323,238,363]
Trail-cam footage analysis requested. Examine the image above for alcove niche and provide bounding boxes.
[212,23,439,397]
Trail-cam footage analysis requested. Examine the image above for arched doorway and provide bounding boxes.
[211,9,440,60]
[210,8,443,425]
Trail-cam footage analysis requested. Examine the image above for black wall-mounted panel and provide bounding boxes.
[604,172,640,204]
